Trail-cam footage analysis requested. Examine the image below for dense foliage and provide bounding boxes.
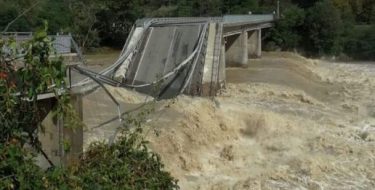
[344,25,375,60]
[0,24,72,189]
[1,0,374,59]
[268,0,375,59]
[0,28,178,189]
[304,0,343,56]
[76,129,178,189]
[0,23,67,150]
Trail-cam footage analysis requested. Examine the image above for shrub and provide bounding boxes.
[75,129,179,190]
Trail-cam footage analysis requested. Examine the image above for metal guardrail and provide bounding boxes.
[1,32,73,54]
[136,14,275,27]
[223,14,275,25]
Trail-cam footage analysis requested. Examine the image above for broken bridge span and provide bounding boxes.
[72,14,276,99]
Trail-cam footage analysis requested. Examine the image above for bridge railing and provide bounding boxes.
[223,14,275,26]
[1,32,73,54]
[135,14,276,27]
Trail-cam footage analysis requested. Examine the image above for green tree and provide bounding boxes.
[223,0,258,14]
[176,0,193,16]
[96,0,144,47]
[267,5,305,51]
[304,0,343,56]
[333,0,355,23]
[69,0,103,49]
[291,0,319,8]
[0,0,43,32]
[37,0,72,33]
[344,25,375,60]
[197,0,223,16]
[347,0,375,24]
[356,0,375,24]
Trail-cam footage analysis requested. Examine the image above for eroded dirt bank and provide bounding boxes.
[83,52,375,189]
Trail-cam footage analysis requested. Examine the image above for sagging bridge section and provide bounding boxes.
[107,14,275,98]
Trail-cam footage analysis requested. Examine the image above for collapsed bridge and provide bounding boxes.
[34,14,276,167]
[73,14,275,98]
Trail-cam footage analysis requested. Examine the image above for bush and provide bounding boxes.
[0,131,179,190]
[75,129,179,190]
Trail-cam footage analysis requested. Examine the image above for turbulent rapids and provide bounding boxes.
[82,52,375,189]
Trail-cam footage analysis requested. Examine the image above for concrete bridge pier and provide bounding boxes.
[37,93,83,169]
[248,29,262,58]
[225,29,262,66]
[225,31,248,66]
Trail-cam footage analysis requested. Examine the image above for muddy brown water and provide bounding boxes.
[226,60,344,104]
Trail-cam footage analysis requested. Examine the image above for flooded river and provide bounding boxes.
[83,52,375,189]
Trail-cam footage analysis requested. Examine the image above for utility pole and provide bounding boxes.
[277,0,280,19]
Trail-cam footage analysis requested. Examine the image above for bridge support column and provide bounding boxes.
[62,94,83,166]
[37,94,83,169]
[225,31,248,66]
[248,29,262,58]
[219,42,226,88]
